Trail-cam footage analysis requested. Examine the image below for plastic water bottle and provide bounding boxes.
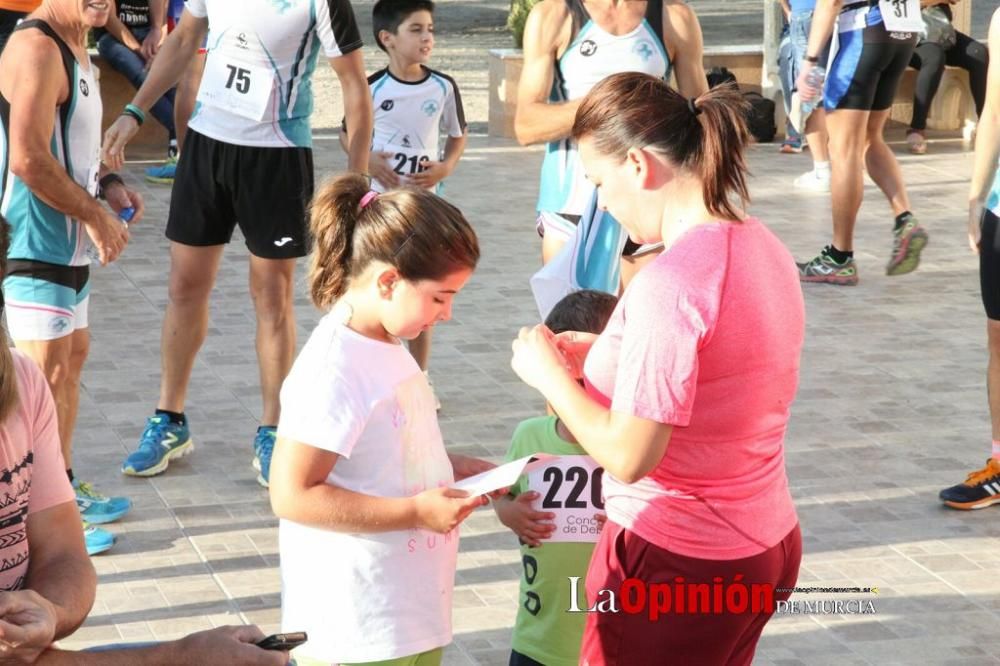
[87,207,134,263]
[803,66,825,103]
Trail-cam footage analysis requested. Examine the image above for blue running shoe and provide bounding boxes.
[252,426,276,488]
[84,521,115,556]
[122,415,194,477]
[74,480,131,524]
[144,156,177,184]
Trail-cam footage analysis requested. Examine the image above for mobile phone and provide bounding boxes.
[255,632,308,651]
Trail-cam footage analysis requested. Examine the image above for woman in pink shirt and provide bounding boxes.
[511,72,804,665]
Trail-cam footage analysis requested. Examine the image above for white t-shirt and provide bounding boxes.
[354,66,466,192]
[277,306,458,664]
[185,0,362,148]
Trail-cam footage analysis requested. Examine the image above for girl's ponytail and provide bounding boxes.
[307,172,371,309]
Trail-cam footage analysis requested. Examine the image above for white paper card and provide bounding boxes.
[451,454,557,496]
[525,455,606,543]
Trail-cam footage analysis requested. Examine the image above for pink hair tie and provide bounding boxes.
[359,190,379,210]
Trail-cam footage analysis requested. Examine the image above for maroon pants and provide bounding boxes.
[581,522,801,666]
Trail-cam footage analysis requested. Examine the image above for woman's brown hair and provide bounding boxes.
[572,72,752,222]
[307,173,480,309]
[0,218,18,424]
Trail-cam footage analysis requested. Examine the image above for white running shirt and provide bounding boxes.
[185,0,362,148]
[361,66,466,192]
[277,305,458,663]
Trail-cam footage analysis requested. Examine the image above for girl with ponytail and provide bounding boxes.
[511,72,805,664]
[269,173,496,666]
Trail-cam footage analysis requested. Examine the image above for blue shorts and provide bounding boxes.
[3,261,90,341]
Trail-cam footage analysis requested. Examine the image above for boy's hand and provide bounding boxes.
[369,152,401,190]
[413,487,486,534]
[407,160,450,190]
[493,492,556,547]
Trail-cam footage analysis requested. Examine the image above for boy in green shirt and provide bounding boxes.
[494,290,618,666]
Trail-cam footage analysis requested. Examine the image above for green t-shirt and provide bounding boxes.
[505,416,598,666]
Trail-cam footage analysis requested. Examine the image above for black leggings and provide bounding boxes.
[908,32,988,130]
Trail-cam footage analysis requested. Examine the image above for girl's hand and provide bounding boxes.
[554,330,599,380]
[449,453,495,481]
[413,487,486,534]
[493,492,555,547]
[511,325,567,392]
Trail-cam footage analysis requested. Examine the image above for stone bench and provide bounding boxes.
[487,45,976,140]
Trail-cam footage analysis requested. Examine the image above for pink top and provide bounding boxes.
[0,351,74,591]
[583,219,803,560]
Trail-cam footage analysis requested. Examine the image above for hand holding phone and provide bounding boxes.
[255,632,308,651]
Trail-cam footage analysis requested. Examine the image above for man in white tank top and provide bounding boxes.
[515,0,708,280]
[0,0,143,554]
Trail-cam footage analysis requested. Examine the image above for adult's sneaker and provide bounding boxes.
[84,521,115,556]
[74,479,131,524]
[122,415,193,477]
[886,216,929,276]
[793,169,830,193]
[252,426,276,488]
[144,155,177,184]
[797,250,859,286]
[939,459,1000,510]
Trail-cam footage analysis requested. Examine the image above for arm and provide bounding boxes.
[332,50,373,172]
[513,1,579,146]
[269,437,484,534]
[968,9,1000,251]
[805,0,841,61]
[140,0,169,61]
[102,11,142,52]
[101,11,209,167]
[7,34,129,262]
[36,626,288,666]
[24,501,96,639]
[779,0,791,20]
[511,326,673,484]
[664,2,709,97]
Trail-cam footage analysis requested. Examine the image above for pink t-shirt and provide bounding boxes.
[583,218,803,560]
[0,351,74,591]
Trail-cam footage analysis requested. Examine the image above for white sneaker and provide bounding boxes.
[424,370,441,411]
[793,169,831,193]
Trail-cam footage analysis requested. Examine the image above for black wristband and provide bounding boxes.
[98,173,124,200]
[805,55,820,63]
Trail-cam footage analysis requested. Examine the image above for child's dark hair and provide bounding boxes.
[572,72,751,222]
[307,173,479,309]
[544,290,618,336]
[372,0,435,52]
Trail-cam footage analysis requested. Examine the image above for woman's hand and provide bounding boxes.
[511,325,568,392]
[554,331,599,380]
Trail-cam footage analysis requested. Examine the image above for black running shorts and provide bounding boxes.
[981,209,1000,321]
[825,7,917,112]
[166,130,314,259]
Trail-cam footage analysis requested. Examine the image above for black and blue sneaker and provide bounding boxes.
[939,459,1000,510]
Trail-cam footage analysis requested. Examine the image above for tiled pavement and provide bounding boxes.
[54,127,1000,665]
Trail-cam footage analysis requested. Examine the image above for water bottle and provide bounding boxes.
[87,207,134,263]
[803,66,825,103]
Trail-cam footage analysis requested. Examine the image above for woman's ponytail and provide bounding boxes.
[690,83,751,221]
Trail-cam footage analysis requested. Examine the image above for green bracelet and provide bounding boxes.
[122,103,146,126]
